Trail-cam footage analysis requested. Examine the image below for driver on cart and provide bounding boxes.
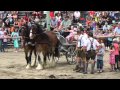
[57,16,71,37]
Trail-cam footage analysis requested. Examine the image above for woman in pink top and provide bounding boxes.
[113,41,120,71]
[109,46,115,71]
[66,26,77,43]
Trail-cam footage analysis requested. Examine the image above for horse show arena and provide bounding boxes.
[0,49,120,79]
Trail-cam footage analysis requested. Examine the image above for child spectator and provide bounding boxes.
[109,46,115,72]
[3,32,9,52]
[96,44,105,73]
[0,27,5,52]
[11,27,19,52]
[113,39,120,71]
[100,39,105,50]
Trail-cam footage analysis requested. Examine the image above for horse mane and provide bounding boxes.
[21,24,31,42]
[34,24,50,44]
[35,23,44,34]
[23,24,30,37]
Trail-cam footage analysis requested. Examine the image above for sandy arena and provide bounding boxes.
[0,48,120,79]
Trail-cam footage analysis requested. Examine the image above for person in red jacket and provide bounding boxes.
[23,13,29,22]
[50,11,54,19]
[89,11,95,18]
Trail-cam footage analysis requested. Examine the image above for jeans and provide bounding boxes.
[107,40,112,47]
[3,42,8,51]
[97,59,103,69]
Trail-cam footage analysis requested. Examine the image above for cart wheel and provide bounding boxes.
[66,46,76,65]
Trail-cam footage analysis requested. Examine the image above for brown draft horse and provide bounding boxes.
[20,25,37,69]
[29,23,59,70]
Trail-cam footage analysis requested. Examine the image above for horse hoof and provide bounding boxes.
[55,57,59,63]
[36,67,43,70]
[31,64,36,67]
[26,65,31,69]
[36,65,43,70]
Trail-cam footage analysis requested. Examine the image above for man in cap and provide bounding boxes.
[103,22,111,32]
[58,16,71,37]
[114,22,120,35]
[50,17,58,31]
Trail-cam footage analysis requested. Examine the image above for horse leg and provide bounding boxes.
[25,52,28,64]
[47,51,52,67]
[28,50,33,65]
[32,49,37,67]
[36,52,43,70]
[47,52,50,61]
[48,49,53,66]
[43,52,47,68]
[51,50,56,67]
[29,50,33,64]
[25,49,30,69]
[26,50,32,69]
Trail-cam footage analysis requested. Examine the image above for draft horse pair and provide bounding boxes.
[21,23,59,70]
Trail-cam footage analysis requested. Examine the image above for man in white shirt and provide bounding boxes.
[74,11,80,19]
[114,22,120,35]
[50,17,58,31]
[85,32,100,74]
[77,34,87,48]
[102,22,111,32]
[74,30,88,73]
[73,11,80,23]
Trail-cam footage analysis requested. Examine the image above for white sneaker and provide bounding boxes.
[97,69,100,73]
[100,70,103,73]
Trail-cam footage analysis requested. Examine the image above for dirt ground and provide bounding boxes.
[0,48,120,79]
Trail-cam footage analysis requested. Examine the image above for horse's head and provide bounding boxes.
[21,25,28,38]
[29,23,43,40]
[29,24,37,39]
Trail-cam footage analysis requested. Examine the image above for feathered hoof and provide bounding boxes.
[36,64,43,70]
[31,63,37,67]
[26,64,31,69]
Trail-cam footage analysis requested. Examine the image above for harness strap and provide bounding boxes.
[80,36,83,47]
[89,38,94,50]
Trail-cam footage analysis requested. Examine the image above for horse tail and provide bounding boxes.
[54,39,60,57]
